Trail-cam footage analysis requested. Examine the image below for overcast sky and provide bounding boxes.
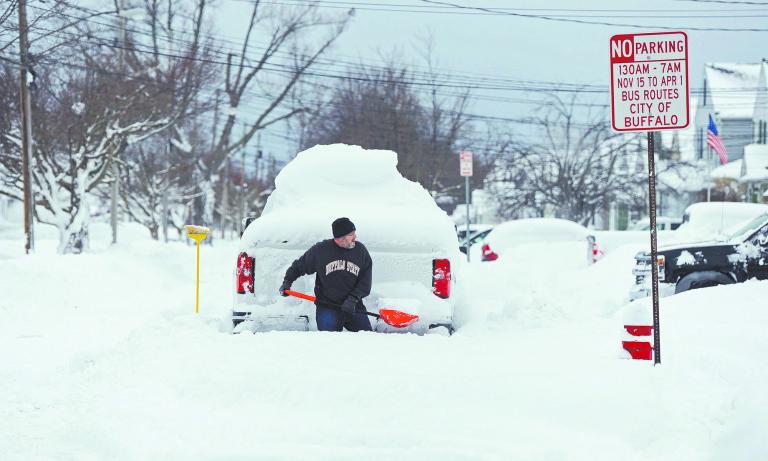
[217,0,768,160]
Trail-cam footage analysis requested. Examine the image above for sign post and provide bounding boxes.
[610,31,689,365]
[460,151,473,262]
[185,225,210,314]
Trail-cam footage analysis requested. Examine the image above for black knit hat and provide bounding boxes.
[332,217,356,238]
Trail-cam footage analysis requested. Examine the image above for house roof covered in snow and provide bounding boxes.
[740,144,768,182]
[710,158,742,180]
[705,63,763,119]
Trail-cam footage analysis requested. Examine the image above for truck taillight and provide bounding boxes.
[236,252,254,294]
[481,243,498,262]
[432,258,451,299]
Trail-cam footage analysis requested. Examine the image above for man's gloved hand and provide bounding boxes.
[279,281,291,297]
[340,296,358,314]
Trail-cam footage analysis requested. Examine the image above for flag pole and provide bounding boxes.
[707,144,711,202]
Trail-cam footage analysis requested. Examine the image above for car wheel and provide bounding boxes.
[675,271,734,294]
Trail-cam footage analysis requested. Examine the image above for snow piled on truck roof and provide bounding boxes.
[245,144,459,253]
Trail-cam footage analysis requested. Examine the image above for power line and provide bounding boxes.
[235,0,768,16]
[11,5,767,133]
[25,13,766,101]
[674,0,768,5]
[418,0,768,31]
[36,2,767,103]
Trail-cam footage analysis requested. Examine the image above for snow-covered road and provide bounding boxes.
[1,223,766,460]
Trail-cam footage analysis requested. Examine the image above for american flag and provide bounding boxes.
[707,114,728,165]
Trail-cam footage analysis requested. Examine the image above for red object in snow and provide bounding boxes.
[432,258,451,299]
[624,325,654,336]
[378,309,419,328]
[236,252,254,294]
[622,341,653,360]
[481,243,498,261]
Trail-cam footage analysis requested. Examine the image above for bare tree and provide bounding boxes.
[299,56,478,205]
[0,0,212,253]
[193,2,352,231]
[302,63,425,155]
[0,1,18,51]
[118,130,199,240]
[485,94,640,225]
[100,0,219,241]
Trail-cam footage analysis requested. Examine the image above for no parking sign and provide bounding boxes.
[610,32,689,132]
[609,32,690,366]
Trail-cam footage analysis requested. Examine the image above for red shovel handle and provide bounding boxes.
[284,289,316,302]
[284,289,419,328]
[285,289,377,318]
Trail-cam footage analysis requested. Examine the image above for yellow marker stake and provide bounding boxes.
[185,225,210,314]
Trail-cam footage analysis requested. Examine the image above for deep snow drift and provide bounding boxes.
[1,219,767,460]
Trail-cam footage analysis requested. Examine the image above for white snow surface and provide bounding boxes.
[2,220,768,460]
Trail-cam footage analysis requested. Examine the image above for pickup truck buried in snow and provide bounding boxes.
[629,210,768,301]
[232,144,461,334]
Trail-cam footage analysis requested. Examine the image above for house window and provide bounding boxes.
[616,203,629,231]
[696,129,704,159]
[756,120,767,144]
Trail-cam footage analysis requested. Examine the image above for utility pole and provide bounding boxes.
[255,133,262,184]
[239,147,246,227]
[18,0,34,254]
[162,139,170,243]
[221,158,229,239]
[111,0,127,244]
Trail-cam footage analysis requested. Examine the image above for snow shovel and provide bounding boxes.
[284,290,419,329]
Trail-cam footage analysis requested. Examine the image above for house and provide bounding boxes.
[655,97,711,218]
[619,61,768,226]
[711,143,768,203]
[708,61,768,203]
[696,62,766,163]
[741,144,768,203]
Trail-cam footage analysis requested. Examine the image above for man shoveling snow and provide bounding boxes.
[279,217,373,332]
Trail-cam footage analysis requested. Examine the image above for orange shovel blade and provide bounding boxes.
[379,308,419,328]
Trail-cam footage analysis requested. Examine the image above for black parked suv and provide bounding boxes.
[629,211,768,300]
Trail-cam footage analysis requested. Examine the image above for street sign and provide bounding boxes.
[459,150,473,262]
[460,151,473,177]
[609,32,690,366]
[610,31,689,132]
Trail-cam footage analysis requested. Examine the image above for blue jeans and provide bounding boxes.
[316,304,372,332]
